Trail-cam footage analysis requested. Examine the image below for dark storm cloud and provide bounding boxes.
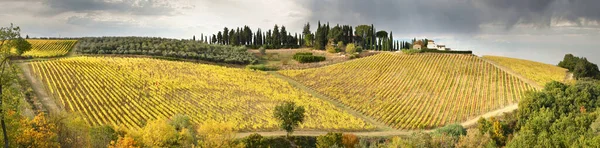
[42,0,180,16]
[300,0,600,34]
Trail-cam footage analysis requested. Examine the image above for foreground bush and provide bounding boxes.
[316,132,342,148]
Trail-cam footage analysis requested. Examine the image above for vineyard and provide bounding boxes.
[281,53,537,129]
[483,55,569,86]
[28,57,372,131]
[21,40,77,58]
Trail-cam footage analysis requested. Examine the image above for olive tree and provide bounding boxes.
[273,102,305,138]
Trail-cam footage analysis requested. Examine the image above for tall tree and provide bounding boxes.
[223,27,229,45]
[1,24,32,148]
[280,26,287,48]
[355,25,372,49]
[272,25,280,48]
[217,31,222,44]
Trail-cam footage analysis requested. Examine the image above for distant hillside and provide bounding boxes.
[281,53,536,129]
[483,55,569,86]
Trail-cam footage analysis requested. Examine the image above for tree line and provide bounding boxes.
[201,22,418,51]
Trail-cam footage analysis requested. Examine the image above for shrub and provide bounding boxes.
[316,132,343,148]
[402,49,422,54]
[246,64,278,71]
[326,41,337,53]
[433,124,467,138]
[259,46,266,55]
[243,133,264,148]
[345,43,357,55]
[293,52,326,63]
[356,46,363,53]
[342,134,359,148]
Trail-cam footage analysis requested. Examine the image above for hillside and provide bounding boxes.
[280,53,537,129]
[19,39,77,58]
[27,56,373,131]
[483,55,569,86]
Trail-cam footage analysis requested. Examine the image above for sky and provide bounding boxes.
[1,0,599,65]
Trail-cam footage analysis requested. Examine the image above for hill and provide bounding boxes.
[280,53,537,129]
[21,39,77,58]
[26,56,372,131]
[483,55,569,86]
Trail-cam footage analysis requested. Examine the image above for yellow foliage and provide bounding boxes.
[15,113,60,148]
[137,118,178,147]
[31,57,372,131]
[108,135,139,148]
[196,120,239,148]
[281,53,536,129]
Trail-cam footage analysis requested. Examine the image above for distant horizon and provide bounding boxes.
[3,0,599,65]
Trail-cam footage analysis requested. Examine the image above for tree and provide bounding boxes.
[272,25,280,48]
[573,58,600,79]
[15,113,60,148]
[243,133,264,148]
[223,27,229,45]
[217,32,223,44]
[273,102,305,137]
[90,125,118,148]
[138,118,179,147]
[327,25,343,43]
[354,25,372,50]
[341,134,358,148]
[455,129,496,148]
[558,54,579,71]
[0,24,30,148]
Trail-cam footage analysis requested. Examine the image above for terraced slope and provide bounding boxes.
[281,53,536,129]
[29,57,373,131]
[483,55,568,86]
[22,39,77,58]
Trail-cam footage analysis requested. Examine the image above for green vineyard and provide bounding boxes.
[29,57,373,131]
[22,39,77,58]
[281,53,537,129]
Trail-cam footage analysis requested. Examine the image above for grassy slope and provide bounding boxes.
[483,55,568,86]
[280,53,536,129]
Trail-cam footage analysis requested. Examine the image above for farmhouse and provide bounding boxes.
[427,40,436,49]
[413,44,422,50]
[437,45,446,50]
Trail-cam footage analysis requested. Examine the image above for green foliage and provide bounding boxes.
[432,124,467,138]
[326,40,337,53]
[508,80,600,147]
[316,132,342,148]
[558,54,600,79]
[402,49,422,54]
[246,64,278,71]
[355,46,363,53]
[292,52,326,63]
[273,102,306,137]
[243,133,264,148]
[137,118,179,147]
[76,37,258,64]
[12,37,31,55]
[90,125,118,148]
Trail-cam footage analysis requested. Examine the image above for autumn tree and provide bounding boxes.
[15,113,60,148]
[196,120,240,148]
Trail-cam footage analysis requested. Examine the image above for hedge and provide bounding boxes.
[294,55,326,63]
[421,49,472,54]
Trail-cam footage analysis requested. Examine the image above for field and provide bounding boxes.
[249,48,381,70]
[483,55,569,86]
[281,53,537,129]
[21,39,77,58]
[28,56,373,131]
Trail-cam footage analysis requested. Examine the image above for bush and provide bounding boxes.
[433,124,467,138]
[345,43,357,55]
[402,49,422,54]
[246,64,278,71]
[259,46,266,55]
[356,46,363,53]
[292,52,326,63]
[342,134,359,148]
[316,132,343,148]
[243,133,264,148]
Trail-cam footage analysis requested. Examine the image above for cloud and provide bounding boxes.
[41,0,187,16]
[299,0,600,34]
